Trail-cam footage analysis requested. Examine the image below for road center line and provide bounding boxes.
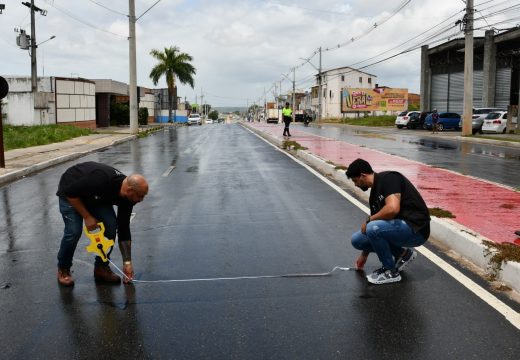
[244,124,520,330]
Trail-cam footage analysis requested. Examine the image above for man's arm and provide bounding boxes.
[361,194,401,234]
[117,204,134,283]
[66,197,98,230]
[369,193,401,221]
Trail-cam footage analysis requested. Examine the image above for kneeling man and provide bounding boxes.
[346,158,430,284]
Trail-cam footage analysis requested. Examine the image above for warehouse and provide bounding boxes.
[420,27,520,113]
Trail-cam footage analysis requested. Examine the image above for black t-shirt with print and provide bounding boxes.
[369,171,430,239]
[56,161,133,242]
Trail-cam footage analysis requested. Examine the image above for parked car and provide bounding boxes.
[188,113,202,125]
[481,111,511,133]
[424,112,461,131]
[205,118,213,124]
[407,111,431,129]
[471,108,505,134]
[217,118,225,123]
[395,111,420,129]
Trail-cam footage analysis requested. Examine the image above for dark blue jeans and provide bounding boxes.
[351,219,427,271]
[57,197,117,269]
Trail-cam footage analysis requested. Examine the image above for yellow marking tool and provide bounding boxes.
[84,222,115,262]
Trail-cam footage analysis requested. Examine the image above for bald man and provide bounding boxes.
[56,161,149,286]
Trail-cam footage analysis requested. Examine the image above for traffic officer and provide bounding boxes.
[282,102,292,137]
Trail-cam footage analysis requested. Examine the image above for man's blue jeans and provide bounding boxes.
[351,219,427,271]
[57,197,117,269]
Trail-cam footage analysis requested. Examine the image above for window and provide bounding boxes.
[359,77,362,83]
[329,90,332,98]
[368,78,372,84]
[341,75,345,81]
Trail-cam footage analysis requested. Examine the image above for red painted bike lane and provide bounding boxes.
[247,122,520,246]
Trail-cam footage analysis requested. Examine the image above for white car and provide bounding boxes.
[205,118,213,124]
[472,107,505,134]
[395,111,420,129]
[482,111,513,133]
[187,113,202,125]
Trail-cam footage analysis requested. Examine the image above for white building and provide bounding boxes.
[311,66,377,119]
[3,76,96,128]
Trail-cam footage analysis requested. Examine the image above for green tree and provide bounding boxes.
[149,46,196,122]
[209,110,219,120]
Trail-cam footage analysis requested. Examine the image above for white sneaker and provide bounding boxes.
[366,267,401,284]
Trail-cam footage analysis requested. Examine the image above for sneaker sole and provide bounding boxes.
[397,250,418,272]
[366,274,402,285]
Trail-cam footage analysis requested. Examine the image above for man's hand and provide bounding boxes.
[123,262,134,284]
[84,216,99,231]
[361,221,368,234]
[356,252,368,270]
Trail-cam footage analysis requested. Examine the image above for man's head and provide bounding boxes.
[285,102,290,107]
[121,174,149,204]
[345,158,374,192]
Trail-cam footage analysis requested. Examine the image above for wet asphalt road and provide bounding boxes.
[1,124,519,359]
[298,124,520,188]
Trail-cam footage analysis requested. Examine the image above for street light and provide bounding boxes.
[37,35,55,77]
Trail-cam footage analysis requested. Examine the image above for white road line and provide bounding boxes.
[161,166,176,177]
[244,124,520,330]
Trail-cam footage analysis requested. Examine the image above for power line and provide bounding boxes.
[42,0,126,38]
[86,0,126,17]
[322,0,412,53]
[136,0,162,21]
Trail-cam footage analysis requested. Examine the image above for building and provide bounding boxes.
[153,88,189,123]
[420,27,520,113]
[3,76,96,128]
[94,80,155,126]
[311,66,377,119]
[3,76,159,128]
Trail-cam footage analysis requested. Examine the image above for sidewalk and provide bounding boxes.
[241,121,520,293]
[0,127,138,186]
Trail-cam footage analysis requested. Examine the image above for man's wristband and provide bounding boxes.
[123,261,132,265]
[366,215,371,224]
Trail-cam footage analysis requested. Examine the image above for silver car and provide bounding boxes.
[471,108,505,134]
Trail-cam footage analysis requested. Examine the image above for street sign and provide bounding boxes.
[0,76,8,99]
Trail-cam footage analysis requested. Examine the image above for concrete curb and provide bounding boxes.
[0,135,136,187]
[241,122,520,294]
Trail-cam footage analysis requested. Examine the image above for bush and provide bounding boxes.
[110,102,129,126]
[138,107,149,125]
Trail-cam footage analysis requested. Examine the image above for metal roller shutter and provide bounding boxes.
[495,67,511,109]
[449,72,464,113]
[431,73,448,111]
[473,70,483,109]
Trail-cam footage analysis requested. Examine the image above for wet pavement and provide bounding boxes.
[245,122,520,246]
[297,124,520,188]
[1,124,519,358]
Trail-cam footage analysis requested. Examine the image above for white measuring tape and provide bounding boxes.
[108,259,352,284]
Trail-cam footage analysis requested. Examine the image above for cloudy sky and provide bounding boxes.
[1,0,519,107]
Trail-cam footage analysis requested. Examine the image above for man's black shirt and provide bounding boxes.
[56,162,133,242]
[369,171,430,239]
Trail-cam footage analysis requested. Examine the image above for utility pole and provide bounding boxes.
[292,67,296,122]
[318,47,322,122]
[22,1,47,92]
[128,0,138,134]
[462,0,474,136]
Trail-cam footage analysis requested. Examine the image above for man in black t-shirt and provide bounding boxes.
[56,162,149,287]
[346,158,430,285]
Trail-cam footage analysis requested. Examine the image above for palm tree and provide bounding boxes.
[149,46,196,122]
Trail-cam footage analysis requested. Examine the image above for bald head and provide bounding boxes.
[122,174,149,203]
